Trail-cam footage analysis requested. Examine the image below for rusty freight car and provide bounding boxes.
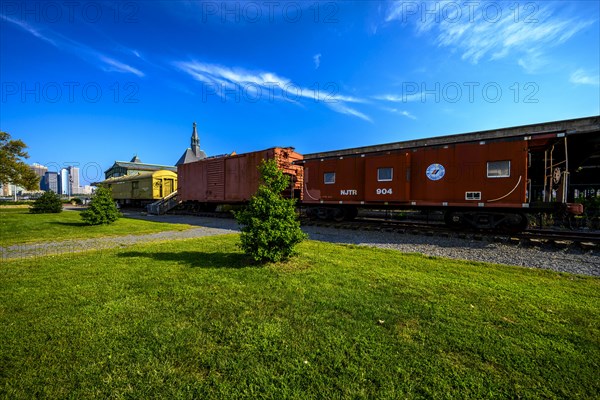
[178,147,303,210]
[298,116,599,230]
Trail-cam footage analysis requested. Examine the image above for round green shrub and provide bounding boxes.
[29,191,63,214]
[81,187,121,225]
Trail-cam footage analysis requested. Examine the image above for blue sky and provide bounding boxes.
[2,0,599,185]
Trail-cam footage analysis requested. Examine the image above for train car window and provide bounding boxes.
[487,161,510,178]
[324,172,335,184]
[377,167,393,182]
[132,181,139,189]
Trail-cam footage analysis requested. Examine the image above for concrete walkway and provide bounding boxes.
[1,212,240,261]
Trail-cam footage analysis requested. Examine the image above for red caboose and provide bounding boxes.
[178,147,303,209]
[299,118,596,230]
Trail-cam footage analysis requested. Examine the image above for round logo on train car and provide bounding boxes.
[426,163,445,181]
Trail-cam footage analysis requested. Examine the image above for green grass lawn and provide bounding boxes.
[1,235,598,399]
[0,207,193,246]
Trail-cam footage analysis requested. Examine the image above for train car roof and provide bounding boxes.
[178,146,300,165]
[301,115,600,160]
[94,170,177,185]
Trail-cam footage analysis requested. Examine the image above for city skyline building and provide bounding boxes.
[42,171,59,193]
[59,168,70,196]
[68,166,80,195]
[1,183,12,196]
[31,163,48,189]
[2,163,90,197]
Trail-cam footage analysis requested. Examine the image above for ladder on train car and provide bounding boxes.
[147,191,179,215]
[543,136,569,203]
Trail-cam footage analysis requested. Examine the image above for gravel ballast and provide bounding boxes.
[2,214,598,277]
[302,225,600,277]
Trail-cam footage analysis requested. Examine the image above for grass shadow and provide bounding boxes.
[117,251,255,269]
[49,221,88,227]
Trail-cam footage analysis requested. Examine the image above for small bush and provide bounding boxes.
[81,187,121,225]
[29,191,63,214]
[235,159,307,263]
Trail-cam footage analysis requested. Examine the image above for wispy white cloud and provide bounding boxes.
[372,93,422,102]
[98,56,144,77]
[570,69,600,86]
[386,1,594,71]
[517,49,548,74]
[313,53,322,69]
[382,107,417,120]
[174,60,372,121]
[327,102,372,122]
[1,14,144,77]
[1,15,58,46]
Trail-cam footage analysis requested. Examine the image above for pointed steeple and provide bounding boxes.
[176,121,207,165]
[191,122,200,153]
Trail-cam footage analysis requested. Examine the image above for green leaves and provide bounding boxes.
[29,191,63,214]
[81,187,121,225]
[0,131,39,190]
[235,159,307,263]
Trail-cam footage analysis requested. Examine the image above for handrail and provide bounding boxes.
[147,191,180,215]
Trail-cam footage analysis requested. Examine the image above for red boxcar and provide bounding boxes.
[299,121,591,230]
[178,147,303,206]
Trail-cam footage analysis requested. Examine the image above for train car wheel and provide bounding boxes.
[504,213,529,232]
[346,207,359,221]
[444,211,464,229]
[332,208,346,222]
[317,208,329,220]
[305,207,318,219]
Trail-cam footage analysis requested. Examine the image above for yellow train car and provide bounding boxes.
[99,170,177,206]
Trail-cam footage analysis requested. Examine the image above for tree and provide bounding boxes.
[81,187,121,225]
[0,131,39,190]
[30,191,63,214]
[235,159,307,263]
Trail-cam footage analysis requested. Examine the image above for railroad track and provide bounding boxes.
[167,209,600,249]
[517,229,600,246]
[301,217,600,248]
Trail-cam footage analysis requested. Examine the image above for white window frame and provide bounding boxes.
[324,172,335,184]
[487,160,510,178]
[377,167,393,182]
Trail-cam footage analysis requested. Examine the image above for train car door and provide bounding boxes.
[164,179,174,196]
[132,180,140,199]
[225,156,243,201]
[206,159,225,201]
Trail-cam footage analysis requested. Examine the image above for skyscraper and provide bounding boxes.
[30,163,48,190]
[42,172,59,193]
[68,166,80,195]
[59,168,70,196]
